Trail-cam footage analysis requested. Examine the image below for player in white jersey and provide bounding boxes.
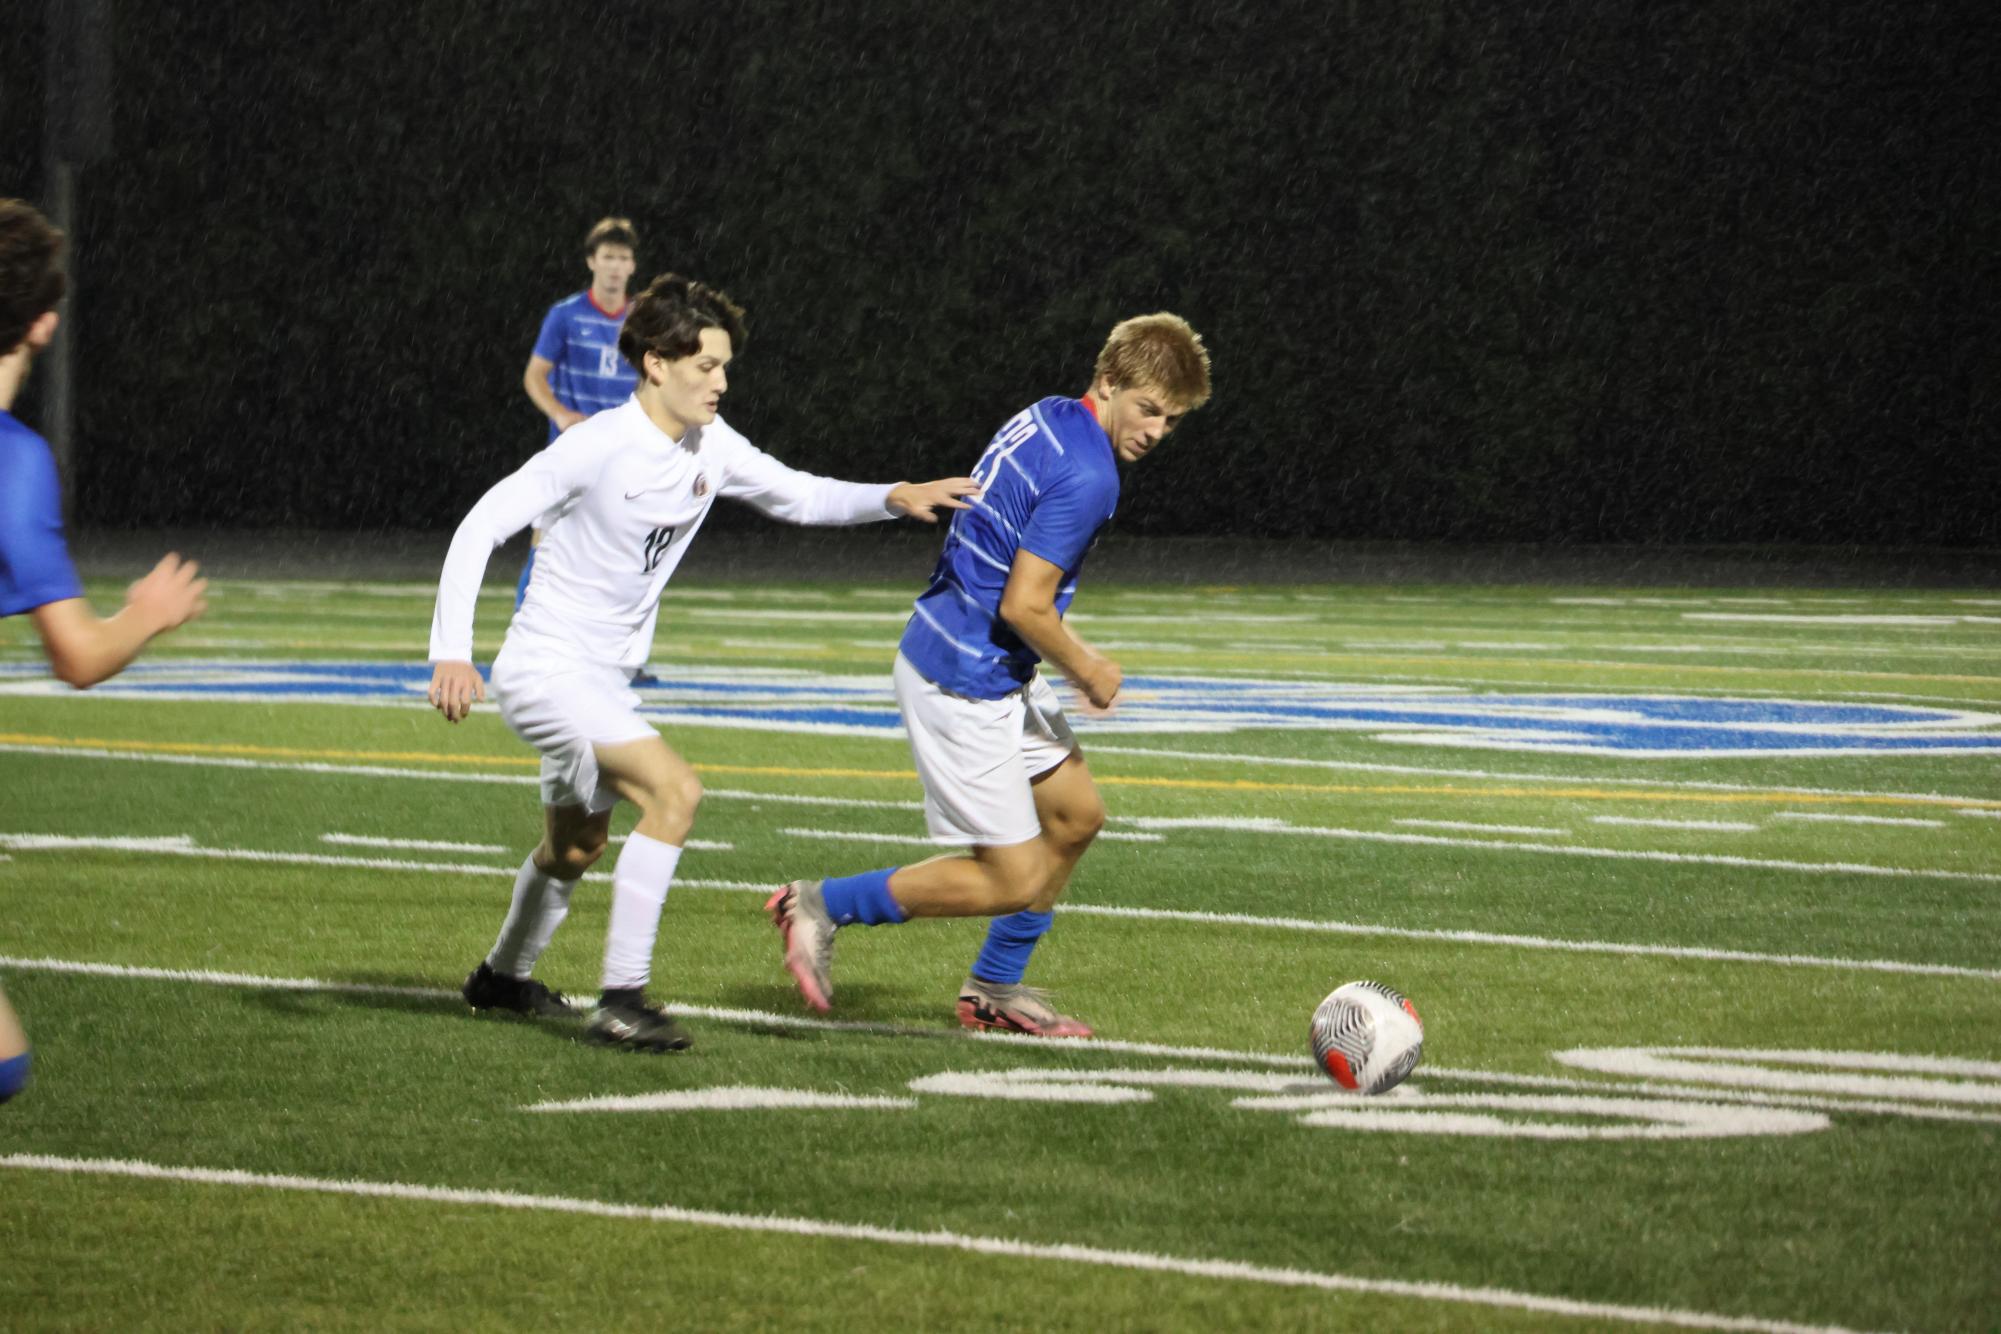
[427,273,978,1051]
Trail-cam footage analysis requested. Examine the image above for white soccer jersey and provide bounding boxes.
[430,397,895,670]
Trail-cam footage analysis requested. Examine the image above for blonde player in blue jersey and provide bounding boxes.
[769,314,1212,1036]
[0,199,208,1104]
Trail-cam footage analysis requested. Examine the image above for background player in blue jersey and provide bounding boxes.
[0,199,208,1105]
[769,314,1211,1035]
[516,217,642,609]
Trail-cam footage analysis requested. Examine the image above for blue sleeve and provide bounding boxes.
[0,441,84,618]
[531,304,568,363]
[1019,466,1113,573]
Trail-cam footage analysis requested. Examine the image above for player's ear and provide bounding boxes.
[24,309,59,352]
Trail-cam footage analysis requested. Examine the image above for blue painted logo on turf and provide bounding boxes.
[3,660,1999,757]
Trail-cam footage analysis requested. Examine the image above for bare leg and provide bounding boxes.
[1025,754,1106,911]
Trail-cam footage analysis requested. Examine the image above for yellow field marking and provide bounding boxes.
[6,732,1998,811]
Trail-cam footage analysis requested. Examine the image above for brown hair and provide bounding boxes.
[585,216,639,255]
[0,199,67,357]
[1094,312,1212,410]
[618,273,748,372]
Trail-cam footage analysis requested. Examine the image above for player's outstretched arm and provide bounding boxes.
[427,660,486,723]
[998,549,1121,710]
[28,553,208,689]
[887,477,981,524]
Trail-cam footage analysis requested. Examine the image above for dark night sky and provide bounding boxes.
[6,0,1997,545]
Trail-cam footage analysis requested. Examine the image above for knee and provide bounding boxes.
[641,768,701,819]
[540,833,606,880]
[1048,801,1106,854]
[982,861,1047,915]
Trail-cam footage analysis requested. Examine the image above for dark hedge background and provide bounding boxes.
[5,1,1996,544]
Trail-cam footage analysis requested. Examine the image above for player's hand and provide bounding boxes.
[1075,656,1123,713]
[127,553,208,634]
[554,407,589,433]
[428,660,486,723]
[887,477,981,524]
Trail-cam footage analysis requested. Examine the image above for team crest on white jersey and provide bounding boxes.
[693,472,710,498]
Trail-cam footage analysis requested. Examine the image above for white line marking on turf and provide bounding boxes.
[14,737,2001,818]
[1116,817,2000,884]
[0,742,543,787]
[524,1087,918,1114]
[1589,817,1760,833]
[1770,812,1946,829]
[1050,906,2001,981]
[0,834,516,877]
[1080,743,2001,811]
[321,833,510,854]
[1554,1048,2001,1105]
[1393,819,1569,836]
[605,835,735,851]
[0,834,196,852]
[0,1157,1879,1334]
[778,826,1165,846]
[1955,808,2001,819]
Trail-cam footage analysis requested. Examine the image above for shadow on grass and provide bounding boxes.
[241,970,595,1049]
[709,981,960,1042]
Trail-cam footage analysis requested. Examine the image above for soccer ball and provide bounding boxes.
[1310,981,1424,1094]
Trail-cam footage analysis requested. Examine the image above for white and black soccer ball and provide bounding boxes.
[1309,980,1424,1094]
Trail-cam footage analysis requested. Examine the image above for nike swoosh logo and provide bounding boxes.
[624,488,666,500]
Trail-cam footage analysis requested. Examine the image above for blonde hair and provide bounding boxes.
[1094,312,1211,409]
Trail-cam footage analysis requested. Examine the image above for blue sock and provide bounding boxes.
[972,910,1052,985]
[0,1050,30,1105]
[514,547,537,610]
[819,868,905,926]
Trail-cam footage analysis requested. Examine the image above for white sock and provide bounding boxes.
[486,857,577,978]
[600,832,683,992]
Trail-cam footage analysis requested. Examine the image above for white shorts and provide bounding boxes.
[491,645,657,814]
[893,651,1081,848]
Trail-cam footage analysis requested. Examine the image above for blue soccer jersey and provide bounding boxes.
[0,410,83,619]
[899,396,1120,699]
[531,291,638,440]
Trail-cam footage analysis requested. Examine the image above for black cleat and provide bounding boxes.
[583,997,693,1052]
[462,962,576,1019]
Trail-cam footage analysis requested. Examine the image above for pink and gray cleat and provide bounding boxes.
[767,880,835,1013]
[956,977,1094,1038]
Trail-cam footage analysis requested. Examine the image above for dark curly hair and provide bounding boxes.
[618,273,747,374]
[0,199,66,357]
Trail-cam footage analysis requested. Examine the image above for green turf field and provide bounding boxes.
[2,576,1997,1331]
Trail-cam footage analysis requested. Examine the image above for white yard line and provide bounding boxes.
[0,1154,1870,1333]
[1115,817,1999,884]
[1769,813,1946,829]
[321,833,510,854]
[1955,809,2001,820]
[1083,742,2001,810]
[1590,817,1760,833]
[1393,819,1569,837]
[1052,905,2001,981]
[777,826,1164,846]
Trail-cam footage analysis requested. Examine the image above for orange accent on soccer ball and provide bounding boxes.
[1323,1050,1359,1089]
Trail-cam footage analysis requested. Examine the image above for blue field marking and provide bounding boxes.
[3,660,1999,756]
